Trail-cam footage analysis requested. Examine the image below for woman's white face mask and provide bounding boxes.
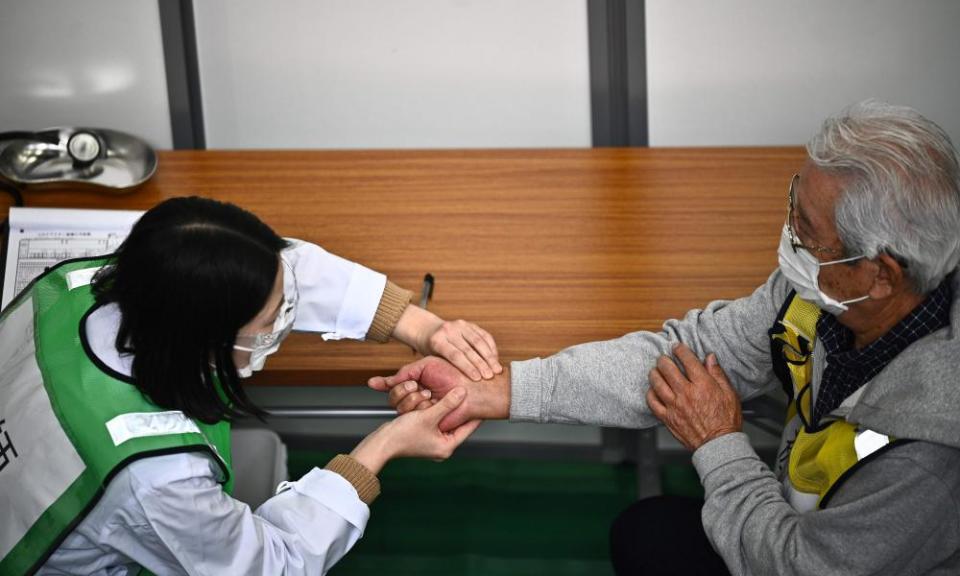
[777,225,869,315]
[233,259,298,378]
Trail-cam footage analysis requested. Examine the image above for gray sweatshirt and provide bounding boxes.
[510,268,960,575]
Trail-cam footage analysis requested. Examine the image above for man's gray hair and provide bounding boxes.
[807,99,960,293]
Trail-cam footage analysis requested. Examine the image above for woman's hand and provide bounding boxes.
[349,387,481,475]
[392,304,502,381]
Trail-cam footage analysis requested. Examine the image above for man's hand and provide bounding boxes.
[368,356,510,432]
[646,343,742,451]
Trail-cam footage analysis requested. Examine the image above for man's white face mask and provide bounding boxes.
[777,225,868,315]
[233,259,298,378]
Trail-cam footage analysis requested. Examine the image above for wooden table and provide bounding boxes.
[1,148,806,387]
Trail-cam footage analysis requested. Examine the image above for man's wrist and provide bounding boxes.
[692,431,754,480]
[475,368,511,420]
[696,426,742,451]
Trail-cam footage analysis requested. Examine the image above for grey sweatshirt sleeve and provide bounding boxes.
[509,269,791,427]
[694,433,960,576]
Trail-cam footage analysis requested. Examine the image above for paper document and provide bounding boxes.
[2,207,143,309]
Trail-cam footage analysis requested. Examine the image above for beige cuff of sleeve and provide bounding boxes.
[325,454,381,505]
[366,280,414,343]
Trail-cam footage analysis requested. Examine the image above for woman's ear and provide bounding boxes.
[867,252,907,300]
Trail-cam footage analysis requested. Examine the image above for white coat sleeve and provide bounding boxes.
[282,238,386,341]
[110,452,369,575]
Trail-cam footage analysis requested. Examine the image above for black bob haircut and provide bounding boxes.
[92,196,289,424]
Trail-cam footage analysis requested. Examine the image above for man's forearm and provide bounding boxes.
[508,339,664,427]
[507,271,789,427]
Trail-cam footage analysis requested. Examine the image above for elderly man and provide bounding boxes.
[371,100,960,575]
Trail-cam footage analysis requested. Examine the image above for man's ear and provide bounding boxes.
[867,252,907,300]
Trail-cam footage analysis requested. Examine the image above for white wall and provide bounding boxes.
[646,0,960,146]
[4,1,956,151]
[0,0,172,149]
[194,0,592,149]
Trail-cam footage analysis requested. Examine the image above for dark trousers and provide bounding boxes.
[609,495,730,576]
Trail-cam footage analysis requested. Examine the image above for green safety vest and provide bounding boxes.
[0,256,233,575]
[769,290,901,511]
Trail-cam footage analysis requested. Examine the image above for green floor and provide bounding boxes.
[288,450,703,575]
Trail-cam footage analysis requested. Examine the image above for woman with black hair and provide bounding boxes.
[0,196,496,575]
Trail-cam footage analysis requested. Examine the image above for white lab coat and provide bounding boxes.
[40,240,389,575]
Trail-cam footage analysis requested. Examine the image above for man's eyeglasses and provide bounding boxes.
[786,173,844,257]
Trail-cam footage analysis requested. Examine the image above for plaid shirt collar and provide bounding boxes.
[812,275,953,425]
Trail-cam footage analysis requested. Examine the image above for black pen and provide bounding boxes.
[420,273,434,309]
